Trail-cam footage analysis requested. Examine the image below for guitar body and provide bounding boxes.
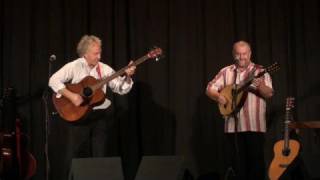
[16,131,37,180]
[0,88,37,179]
[218,85,246,116]
[20,150,37,180]
[269,139,300,180]
[52,76,105,122]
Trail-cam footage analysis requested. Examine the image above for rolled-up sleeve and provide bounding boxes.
[48,63,73,97]
[101,64,134,95]
[207,70,225,92]
[108,75,133,95]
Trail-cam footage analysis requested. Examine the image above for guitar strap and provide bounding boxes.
[233,66,237,85]
[232,63,257,85]
[249,65,257,80]
[96,64,102,79]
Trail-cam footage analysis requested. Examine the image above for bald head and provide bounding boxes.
[232,40,252,69]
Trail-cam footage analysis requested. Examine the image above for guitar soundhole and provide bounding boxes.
[83,87,93,97]
[279,164,289,168]
[282,148,290,156]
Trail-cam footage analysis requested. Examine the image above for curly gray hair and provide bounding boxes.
[77,35,102,57]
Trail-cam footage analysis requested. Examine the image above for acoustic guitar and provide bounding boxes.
[0,87,37,180]
[268,97,300,180]
[52,47,162,122]
[218,62,279,116]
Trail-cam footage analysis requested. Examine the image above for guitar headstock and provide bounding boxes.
[285,97,295,111]
[147,47,163,61]
[265,62,280,74]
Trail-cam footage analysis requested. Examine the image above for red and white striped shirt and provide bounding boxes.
[207,62,273,133]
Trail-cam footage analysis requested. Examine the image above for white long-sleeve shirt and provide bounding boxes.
[49,57,133,109]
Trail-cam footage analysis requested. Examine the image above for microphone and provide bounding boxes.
[49,54,56,62]
[234,57,240,65]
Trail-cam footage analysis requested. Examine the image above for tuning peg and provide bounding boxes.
[156,54,165,62]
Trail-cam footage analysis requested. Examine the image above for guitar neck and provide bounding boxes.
[237,70,266,92]
[236,62,279,93]
[91,54,150,91]
[283,97,294,151]
[283,120,290,149]
[283,108,291,150]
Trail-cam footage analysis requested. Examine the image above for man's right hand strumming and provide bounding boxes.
[206,87,228,106]
[59,88,84,106]
[217,95,227,106]
[70,93,83,106]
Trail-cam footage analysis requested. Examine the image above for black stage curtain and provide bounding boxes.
[1,0,320,179]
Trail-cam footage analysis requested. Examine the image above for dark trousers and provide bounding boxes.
[224,132,266,180]
[49,107,113,180]
[70,108,112,158]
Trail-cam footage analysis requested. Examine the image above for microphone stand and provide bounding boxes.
[228,66,241,179]
[42,55,55,180]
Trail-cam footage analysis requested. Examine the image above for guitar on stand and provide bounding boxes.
[0,87,37,180]
[52,47,163,122]
[268,97,300,180]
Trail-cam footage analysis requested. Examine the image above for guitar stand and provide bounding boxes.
[289,121,320,145]
[289,121,320,129]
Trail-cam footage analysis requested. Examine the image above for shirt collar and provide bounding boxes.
[231,62,254,72]
[80,57,99,69]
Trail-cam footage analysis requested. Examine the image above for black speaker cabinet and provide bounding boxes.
[135,156,190,180]
[68,157,124,180]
